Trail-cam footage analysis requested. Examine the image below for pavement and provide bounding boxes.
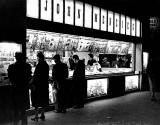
[3,91,160,125]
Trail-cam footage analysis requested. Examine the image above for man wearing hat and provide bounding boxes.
[8,52,32,125]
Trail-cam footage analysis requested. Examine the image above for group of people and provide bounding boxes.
[8,51,85,125]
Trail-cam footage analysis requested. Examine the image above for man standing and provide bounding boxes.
[8,52,32,125]
[72,55,85,108]
[52,54,68,113]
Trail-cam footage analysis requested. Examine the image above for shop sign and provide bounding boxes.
[120,15,125,34]
[136,20,140,37]
[126,16,131,35]
[131,19,136,36]
[84,3,92,28]
[100,9,107,31]
[53,0,63,23]
[114,13,120,33]
[108,11,113,32]
[65,0,74,25]
[93,6,100,30]
[41,0,52,21]
[75,1,83,27]
[27,0,39,18]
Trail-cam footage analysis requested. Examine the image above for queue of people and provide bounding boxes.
[7,51,85,124]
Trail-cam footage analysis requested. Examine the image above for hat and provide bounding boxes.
[53,54,60,61]
[37,51,44,59]
[88,54,93,58]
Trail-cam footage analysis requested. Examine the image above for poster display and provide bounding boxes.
[75,1,83,27]
[125,75,139,91]
[53,0,63,23]
[114,13,120,33]
[41,0,52,21]
[93,6,100,30]
[131,19,136,36]
[108,11,113,32]
[84,4,92,28]
[87,78,108,97]
[100,9,107,31]
[27,0,39,18]
[0,42,22,85]
[120,15,125,34]
[65,0,74,25]
[126,16,131,35]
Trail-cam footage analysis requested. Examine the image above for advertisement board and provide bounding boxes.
[87,78,108,97]
[0,42,22,85]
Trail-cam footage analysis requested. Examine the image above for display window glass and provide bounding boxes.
[87,78,108,97]
[125,75,139,91]
[27,29,135,78]
[0,42,22,86]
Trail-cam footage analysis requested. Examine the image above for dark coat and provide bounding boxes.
[52,61,68,108]
[31,60,49,107]
[72,60,85,106]
[8,61,32,110]
[73,60,85,81]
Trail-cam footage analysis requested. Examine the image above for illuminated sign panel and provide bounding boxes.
[65,0,74,25]
[100,9,107,31]
[126,16,131,35]
[75,1,83,27]
[53,0,63,23]
[120,15,125,34]
[27,0,39,18]
[108,11,113,32]
[131,19,136,36]
[93,6,100,30]
[114,13,120,33]
[85,4,92,28]
[41,0,52,21]
[136,20,140,37]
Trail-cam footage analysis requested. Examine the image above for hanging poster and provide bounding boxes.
[27,0,39,18]
[136,20,140,37]
[41,0,52,21]
[131,19,136,36]
[126,16,131,35]
[84,4,92,28]
[120,15,125,34]
[114,13,120,33]
[75,1,83,27]
[108,11,113,32]
[93,6,100,30]
[53,0,63,23]
[100,9,107,31]
[65,0,74,25]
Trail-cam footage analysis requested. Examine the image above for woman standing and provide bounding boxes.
[30,51,49,121]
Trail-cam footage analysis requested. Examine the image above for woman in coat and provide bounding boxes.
[31,51,49,121]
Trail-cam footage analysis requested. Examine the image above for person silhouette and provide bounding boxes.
[8,52,32,125]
